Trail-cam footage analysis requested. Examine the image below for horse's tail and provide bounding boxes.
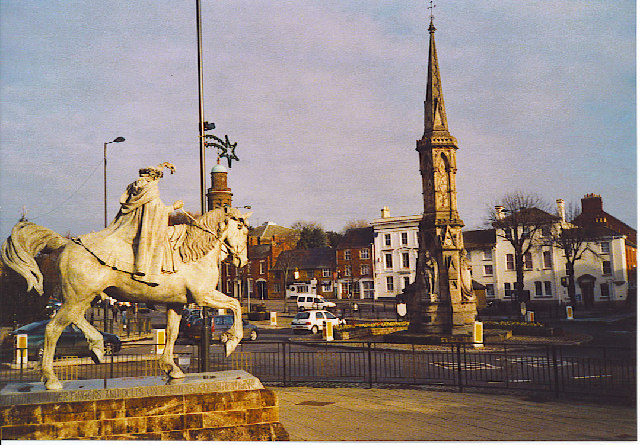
[1,221,69,296]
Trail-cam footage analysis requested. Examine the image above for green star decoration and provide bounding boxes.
[219,135,239,168]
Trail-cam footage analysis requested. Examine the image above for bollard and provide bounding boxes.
[323,320,334,341]
[472,321,483,348]
[566,306,574,320]
[15,334,28,366]
[270,311,277,326]
[154,328,166,354]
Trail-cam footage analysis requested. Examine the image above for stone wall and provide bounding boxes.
[1,387,288,440]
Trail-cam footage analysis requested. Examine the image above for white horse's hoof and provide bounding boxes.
[169,368,186,379]
[45,378,63,391]
[224,337,240,356]
[90,347,105,364]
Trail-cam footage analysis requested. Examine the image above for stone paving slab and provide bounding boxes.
[271,386,636,441]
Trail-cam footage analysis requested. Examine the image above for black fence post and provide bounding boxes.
[456,343,464,392]
[367,342,373,388]
[503,344,510,389]
[551,345,560,398]
[109,349,114,380]
[282,341,288,387]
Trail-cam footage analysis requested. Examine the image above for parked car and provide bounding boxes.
[291,310,344,334]
[0,320,121,361]
[180,308,203,332]
[296,295,336,311]
[186,315,259,343]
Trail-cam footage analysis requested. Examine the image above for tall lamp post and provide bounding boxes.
[103,137,126,228]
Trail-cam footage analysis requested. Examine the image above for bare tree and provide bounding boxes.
[343,219,369,231]
[551,202,598,306]
[488,192,554,307]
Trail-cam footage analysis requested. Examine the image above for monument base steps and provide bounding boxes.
[0,370,289,441]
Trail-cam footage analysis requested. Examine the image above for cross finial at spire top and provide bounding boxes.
[428,1,437,32]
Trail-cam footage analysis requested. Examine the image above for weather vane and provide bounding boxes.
[202,122,239,168]
[428,0,436,20]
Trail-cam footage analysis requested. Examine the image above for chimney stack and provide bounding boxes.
[556,199,566,223]
[381,206,391,218]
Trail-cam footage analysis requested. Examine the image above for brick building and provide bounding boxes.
[335,227,375,299]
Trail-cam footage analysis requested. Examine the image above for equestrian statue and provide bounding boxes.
[1,162,251,390]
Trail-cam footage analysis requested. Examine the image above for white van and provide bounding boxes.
[295,294,336,311]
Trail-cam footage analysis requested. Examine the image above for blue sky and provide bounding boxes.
[0,1,635,238]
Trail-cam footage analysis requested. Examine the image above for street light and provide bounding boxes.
[103,137,125,227]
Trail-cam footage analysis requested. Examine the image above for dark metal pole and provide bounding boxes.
[103,142,108,228]
[196,0,211,372]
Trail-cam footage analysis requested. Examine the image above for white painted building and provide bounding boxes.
[464,201,630,307]
[371,207,421,299]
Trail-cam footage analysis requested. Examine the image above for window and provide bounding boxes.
[535,281,543,296]
[322,268,330,278]
[273,283,281,293]
[386,276,394,292]
[401,232,408,245]
[600,242,610,254]
[600,283,610,297]
[543,251,552,269]
[485,284,495,297]
[403,277,410,289]
[360,264,370,276]
[345,265,352,277]
[363,281,374,298]
[385,253,393,269]
[344,250,351,261]
[384,234,391,246]
[322,283,332,292]
[504,282,512,297]
[360,248,370,259]
[259,261,266,275]
[544,281,552,296]
[542,226,551,237]
[296,285,309,293]
[602,261,612,275]
[483,265,493,276]
[524,252,533,270]
[353,281,360,296]
[506,254,515,271]
[483,249,492,260]
[402,252,410,268]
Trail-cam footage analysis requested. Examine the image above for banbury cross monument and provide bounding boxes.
[405,16,478,336]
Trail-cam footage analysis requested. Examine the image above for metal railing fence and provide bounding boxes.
[1,341,634,401]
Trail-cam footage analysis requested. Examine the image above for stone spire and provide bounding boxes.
[424,16,449,138]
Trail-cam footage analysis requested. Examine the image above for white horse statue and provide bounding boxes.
[1,206,250,390]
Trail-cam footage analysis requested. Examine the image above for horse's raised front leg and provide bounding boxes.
[74,317,105,363]
[41,301,89,390]
[195,290,243,356]
[158,303,185,379]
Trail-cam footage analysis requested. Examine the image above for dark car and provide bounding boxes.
[186,315,259,343]
[1,320,121,361]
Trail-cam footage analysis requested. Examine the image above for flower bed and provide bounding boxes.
[482,321,561,337]
[335,321,409,340]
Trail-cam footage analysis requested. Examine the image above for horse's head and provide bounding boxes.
[219,207,251,268]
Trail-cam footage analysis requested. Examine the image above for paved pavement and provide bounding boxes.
[271,385,636,441]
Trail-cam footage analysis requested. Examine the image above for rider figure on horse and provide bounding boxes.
[116,162,183,285]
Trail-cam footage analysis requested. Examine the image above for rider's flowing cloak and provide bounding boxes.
[79,176,180,282]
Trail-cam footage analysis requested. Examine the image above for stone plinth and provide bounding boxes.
[0,370,289,441]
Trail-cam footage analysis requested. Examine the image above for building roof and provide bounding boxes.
[272,247,336,270]
[463,229,496,248]
[248,244,271,260]
[336,227,374,249]
[249,222,298,243]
